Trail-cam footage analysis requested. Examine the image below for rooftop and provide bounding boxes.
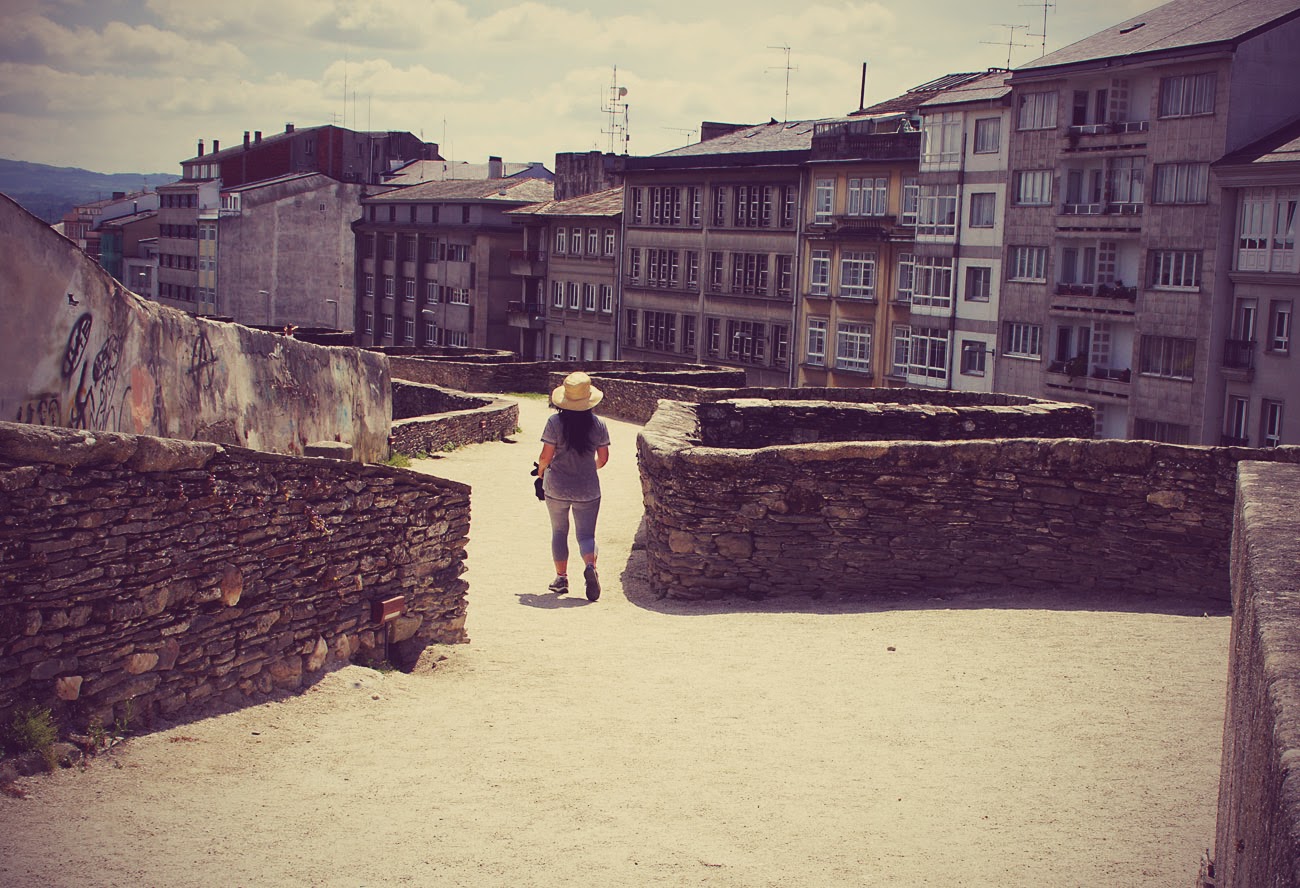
[363,177,555,204]
[506,186,623,219]
[383,159,552,186]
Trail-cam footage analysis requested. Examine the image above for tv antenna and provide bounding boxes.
[1023,0,1057,56]
[766,44,798,123]
[662,126,697,146]
[983,24,1032,69]
[601,66,631,155]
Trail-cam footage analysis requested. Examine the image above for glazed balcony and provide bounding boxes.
[508,249,547,277]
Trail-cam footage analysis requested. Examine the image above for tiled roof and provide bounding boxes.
[919,70,1013,108]
[383,159,552,185]
[651,119,826,158]
[507,187,623,218]
[97,209,157,228]
[365,177,555,203]
[223,172,321,193]
[1216,114,1300,166]
[182,126,327,164]
[855,72,987,116]
[1017,0,1300,73]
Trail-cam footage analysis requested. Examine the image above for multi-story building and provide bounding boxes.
[1212,117,1299,446]
[156,124,437,322]
[997,0,1300,442]
[620,121,819,384]
[96,208,159,285]
[507,187,623,361]
[914,71,1013,392]
[352,176,555,349]
[122,237,158,301]
[59,190,160,270]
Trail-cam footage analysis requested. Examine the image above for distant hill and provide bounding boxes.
[0,159,177,224]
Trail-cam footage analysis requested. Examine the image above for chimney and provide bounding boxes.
[255,131,262,143]
[285,122,295,133]
[198,140,205,156]
[244,131,250,149]
[488,155,503,179]
[213,139,220,153]
[112,191,125,200]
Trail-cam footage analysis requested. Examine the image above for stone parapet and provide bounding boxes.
[389,381,519,456]
[1214,463,1300,888]
[637,399,1300,603]
[0,421,470,731]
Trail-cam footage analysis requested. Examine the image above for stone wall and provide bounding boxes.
[1,194,391,463]
[1214,462,1300,888]
[389,381,519,456]
[0,421,470,731]
[637,399,1300,602]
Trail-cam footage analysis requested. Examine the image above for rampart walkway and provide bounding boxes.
[0,395,1231,887]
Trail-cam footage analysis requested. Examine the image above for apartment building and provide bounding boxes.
[156,124,437,320]
[96,208,159,285]
[352,177,555,349]
[997,0,1300,442]
[913,71,1013,392]
[1212,116,1300,446]
[507,187,622,361]
[619,121,821,384]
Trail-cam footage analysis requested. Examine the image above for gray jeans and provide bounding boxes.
[547,496,601,563]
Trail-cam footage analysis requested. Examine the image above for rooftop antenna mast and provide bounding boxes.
[766,44,798,122]
[1023,0,1057,57]
[601,66,630,155]
[983,24,1032,70]
[662,126,698,146]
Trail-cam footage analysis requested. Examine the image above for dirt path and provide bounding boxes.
[0,395,1229,887]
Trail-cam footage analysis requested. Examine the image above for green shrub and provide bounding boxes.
[7,705,59,771]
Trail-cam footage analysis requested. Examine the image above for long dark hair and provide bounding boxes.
[556,408,596,455]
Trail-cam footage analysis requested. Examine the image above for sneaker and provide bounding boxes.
[548,575,568,594]
[584,564,600,601]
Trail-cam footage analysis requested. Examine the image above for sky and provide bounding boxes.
[0,0,1155,176]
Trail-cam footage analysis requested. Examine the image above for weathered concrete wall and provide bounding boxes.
[1,194,391,463]
[0,421,469,730]
[1215,463,1300,888]
[637,399,1300,602]
[389,381,519,455]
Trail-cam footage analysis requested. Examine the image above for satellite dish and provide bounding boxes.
[618,87,628,97]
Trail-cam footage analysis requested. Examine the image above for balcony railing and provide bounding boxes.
[1047,357,1131,382]
[1222,339,1256,370]
[1054,282,1138,301]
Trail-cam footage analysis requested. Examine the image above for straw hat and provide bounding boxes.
[551,371,604,411]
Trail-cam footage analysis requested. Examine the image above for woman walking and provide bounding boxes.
[536,372,611,601]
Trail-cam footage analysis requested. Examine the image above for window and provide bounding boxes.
[403,318,415,344]
[631,188,644,224]
[554,227,567,254]
[364,273,374,295]
[814,179,834,223]
[422,319,436,346]
[1004,322,1043,358]
[603,228,616,256]
[600,284,613,313]
[729,253,769,295]
[1225,396,1249,444]
[1017,91,1058,130]
[896,254,914,303]
[445,244,470,262]
[382,314,394,338]
[916,185,958,236]
[969,192,996,228]
[901,177,919,226]
[1269,301,1292,353]
[567,282,580,309]
[1149,250,1201,290]
[712,187,727,226]
[777,256,793,297]
[446,330,468,347]
[923,112,962,166]
[1237,187,1299,273]
[912,258,954,309]
[965,266,992,302]
[683,251,698,288]
[1106,156,1144,207]
[810,250,831,296]
[689,186,702,226]
[891,325,911,376]
[644,311,677,351]
[706,317,721,356]
[683,315,697,352]
[960,340,987,376]
[383,236,395,259]
[773,325,789,366]
[848,178,889,216]
[628,248,641,281]
[449,287,470,305]
[426,281,438,302]
[404,279,415,302]
[1158,72,1216,118]
[552,281,564,308]
[570,227,582,254]
[1014,170,1053,206]
[835,323,873,372]
[727,320,766,364]
[582,283,596,311]
[974,117,1000,154]
[363,312,374,335]
[625,309,638,345]
[1133,418,1190,445]
[909,327,948,379]
[384,276,394,297]
[1139,335,1195,379]
[1009,246,1048,282]
[709,252,724,290]
[1262,401,1284,447]
[1152,163,1208,204]
[806,318,827,366]
[781,185,797,228]
[839,252,876,300]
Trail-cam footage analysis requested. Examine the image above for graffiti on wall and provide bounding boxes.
[51,307,132,433]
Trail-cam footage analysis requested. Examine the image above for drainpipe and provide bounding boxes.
[945,130,969,390]
[614,182,627,359]
[789,174,806,388]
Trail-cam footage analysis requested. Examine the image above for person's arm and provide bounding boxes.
[537,443,557,478]
[595,445,609,470]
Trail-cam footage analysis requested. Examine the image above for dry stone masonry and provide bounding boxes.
[389,380,519,456]
[0,421,470,731]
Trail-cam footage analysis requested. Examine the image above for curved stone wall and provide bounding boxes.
[389,381,519,456]
[638,399,1300,603]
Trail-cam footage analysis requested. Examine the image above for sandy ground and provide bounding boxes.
[0,395,1230,888]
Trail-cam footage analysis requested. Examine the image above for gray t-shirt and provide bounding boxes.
[541,412,610,502]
